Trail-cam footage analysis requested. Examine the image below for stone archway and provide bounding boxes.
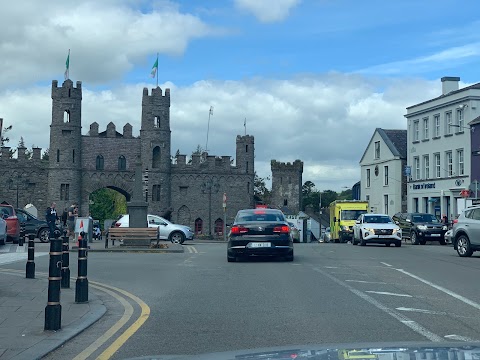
[177,205,190,226]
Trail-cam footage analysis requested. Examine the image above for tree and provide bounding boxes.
[321,190,338,208]
[188,144,204,164]
[301,181,321,212]
[337,188,352,201]
[42,148,50,160]
[17,137,32,159]
[254,172,271,205]
[1,123,15,158]
[89,188,127,230]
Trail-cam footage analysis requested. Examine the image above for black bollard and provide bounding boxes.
[61,232,70,288]
[105,230,108,249]
[19,225,25,247]
[26,234,35,279]
[75,232,88,303]
[44,232,62,331]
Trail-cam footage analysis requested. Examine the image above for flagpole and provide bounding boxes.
[156,52,159,88]
[244,118,247,136]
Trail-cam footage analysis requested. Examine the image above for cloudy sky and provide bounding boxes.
[1,0,480,191]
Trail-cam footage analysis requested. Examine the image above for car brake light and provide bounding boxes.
[231,226,248,234]
[453,219,458,224]
[273,225,290,233]
[115,222,121,227]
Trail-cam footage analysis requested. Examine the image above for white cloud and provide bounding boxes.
[0,73,440,192]
[234,0,301,23]
[0,0,222,87]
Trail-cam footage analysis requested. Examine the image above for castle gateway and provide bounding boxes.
[0,79,255,235]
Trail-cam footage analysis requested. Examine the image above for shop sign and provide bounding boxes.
[413,182,436,190]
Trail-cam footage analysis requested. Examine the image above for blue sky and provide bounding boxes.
[1,0,480,191]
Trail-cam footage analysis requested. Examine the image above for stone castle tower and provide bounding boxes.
[270,160,303,213]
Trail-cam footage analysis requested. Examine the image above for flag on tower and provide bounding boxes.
[64,49,70,80]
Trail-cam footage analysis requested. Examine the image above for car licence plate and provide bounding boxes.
[430,234,441,237]
[247,242,271,248]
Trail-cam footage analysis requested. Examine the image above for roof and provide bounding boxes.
[359,128,407,163]
[468,115,480,126]
[406,82,480,110]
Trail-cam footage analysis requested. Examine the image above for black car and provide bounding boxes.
[392,212,447,245]
[227,208,294,262]
[15,209,62,242]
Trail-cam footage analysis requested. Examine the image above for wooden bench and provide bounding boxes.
[108,227,158,247]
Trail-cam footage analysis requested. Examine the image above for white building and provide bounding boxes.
[360,128,407,216]
[405,77,480,220]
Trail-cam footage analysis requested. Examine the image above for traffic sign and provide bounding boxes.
[223,193,227,208]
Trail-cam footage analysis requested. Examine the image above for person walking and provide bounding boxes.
[67,203,78,240]
[45,202,58,239]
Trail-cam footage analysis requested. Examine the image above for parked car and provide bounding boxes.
[227,208,294,262]
[353,213,402,247]
[115,214,194,244]
[288,222,301,243]
[452,205,480,257]
[392,212,447,245]
[444,229,453,244]
[320,227,331,243]
[15,208,62,242]
[0,204,20,244]
[0,216,7,245]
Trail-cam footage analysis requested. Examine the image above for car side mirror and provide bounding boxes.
[355,220,360,224]
[395,221,399,225]
[406,219,411,223]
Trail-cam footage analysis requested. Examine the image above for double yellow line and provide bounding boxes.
[0,268,150,360]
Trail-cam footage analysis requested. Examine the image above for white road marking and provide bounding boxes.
[324,266,339,269]
[444,334,477,342]
[380,262,392,267]
[396,307,438,314]
[395,268,480,311]
[345,280,387,284]
[312,267,443,342]
[0,252,48,266]
[365,291,412,297]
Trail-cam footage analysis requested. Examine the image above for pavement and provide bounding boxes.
[0,238,187,360]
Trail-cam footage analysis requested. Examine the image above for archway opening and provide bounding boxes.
[89,187,128,231]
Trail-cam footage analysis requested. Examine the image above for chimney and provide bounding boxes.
[441,76,460,95]
[32,147,41,160]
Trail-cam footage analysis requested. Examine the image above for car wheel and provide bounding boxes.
[11,236,19,244]
[38,228,50,243]
[285,253,294,262]
[439,237,446,245]
[170,231,185,244]
[410,232,419,245]
[385,242,391,247]
[359,232,366,246]
[456,235,473,257]
[395,241,401,247]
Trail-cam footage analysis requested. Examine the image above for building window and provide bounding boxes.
[457,149,464,176]
[96,155,104,170]
[413,121,419,141]
[118,155,126,171]
[384,166,388,186]
[246,144,248,152]
[194,218,203,235]
[445,151,453,176]
[423,155,429,179]
[423,118,429,139]
[214,218,224,236]
[434,114,440,137]
[152,185,161,202]
[366,169,371,188]
[64,110,70,123]
[72,149,75,163]
[374,141,380,159]
[152,146,161,168]
[246,161,249,173]
[60,184,69,200]
[413,198,419,213]
[247,182,250,194]
[366,195,370,202]
[445,112,452,135]
[384,195,388,214]
[154,116,160,128]
[457,109,464,131]
[56,149,60,162]
[283,199,288,206]
[423,197,429,213]
[414,156,420,180]
[434,153,441,178]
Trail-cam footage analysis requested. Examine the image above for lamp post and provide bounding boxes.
[201,178,220,239]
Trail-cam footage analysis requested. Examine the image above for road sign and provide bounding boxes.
[223,193,227,208]
[404,166,411,177]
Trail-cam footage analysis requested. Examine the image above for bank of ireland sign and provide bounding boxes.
[412,182,436,190]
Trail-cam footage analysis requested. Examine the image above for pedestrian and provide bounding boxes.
[442,215,449,227]
[67,203,78,240]
[45,202,58,239]
[61,207,68,227]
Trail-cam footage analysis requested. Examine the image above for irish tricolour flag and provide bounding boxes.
[150,57,158,78]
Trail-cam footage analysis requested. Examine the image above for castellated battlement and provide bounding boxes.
[236,135,254,143]
[87,122,133,138]
[0,146,45,161]
[172,154,237,172]
[142,87,170,106]
[271,159,304,172]
[52,79,82,100]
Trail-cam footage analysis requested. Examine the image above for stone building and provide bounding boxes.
[270,159,303,214]
[0,79,255,236]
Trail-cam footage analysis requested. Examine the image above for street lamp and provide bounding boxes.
[8,174,28,208]
[449,124,474,132]
[201,178,220,238]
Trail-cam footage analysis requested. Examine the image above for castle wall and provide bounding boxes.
[270,159,303,213]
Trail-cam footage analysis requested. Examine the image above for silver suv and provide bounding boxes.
[453,205,480,257]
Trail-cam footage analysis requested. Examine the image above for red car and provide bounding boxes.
[0,205,20,244]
